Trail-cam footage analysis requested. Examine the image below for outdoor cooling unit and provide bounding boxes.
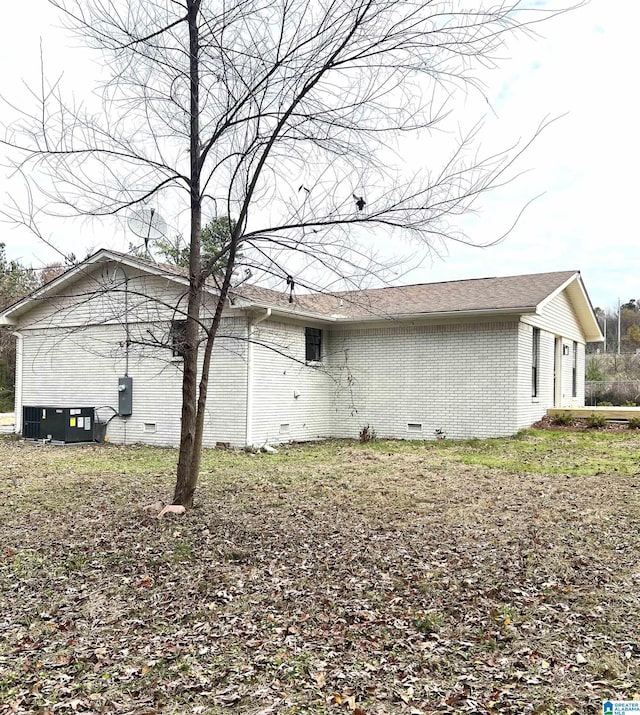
[23,406,96,443]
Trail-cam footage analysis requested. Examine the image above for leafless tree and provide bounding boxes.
[1,0,572,507]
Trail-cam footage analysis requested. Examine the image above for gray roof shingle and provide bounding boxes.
[0,247,593,336]
[233,270,578,319]
[90,251,576,319]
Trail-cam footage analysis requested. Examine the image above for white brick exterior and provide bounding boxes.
[7,261,596,445]
[249,320,335,446]
[18,316,248,447]
[328,320,520,440]
[15,262,249,447]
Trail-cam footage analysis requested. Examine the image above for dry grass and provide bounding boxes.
[1,430,640,714]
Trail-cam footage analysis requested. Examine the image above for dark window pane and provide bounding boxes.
[170,319,187,357]
[305,327,322,362]
[532,327,540,397]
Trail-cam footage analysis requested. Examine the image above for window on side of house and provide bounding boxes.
[572,341,578,397]
[170,319,187,358]
[532,327,540,397]
[305,327,322,363]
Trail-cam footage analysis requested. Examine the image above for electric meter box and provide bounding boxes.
[118,376,133,416]
[23,406,96,442]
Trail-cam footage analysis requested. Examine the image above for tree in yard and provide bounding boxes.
[131,216,237,273]
[626,323,640,349]
[619,306,640,352]
[1,0,568,507]
[585,357,605,383]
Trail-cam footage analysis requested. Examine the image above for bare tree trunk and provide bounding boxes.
[0,0,571,510]
[188,233,241,480]
[173,0,202,508]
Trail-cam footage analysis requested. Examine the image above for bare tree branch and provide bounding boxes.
[0,0,579,506]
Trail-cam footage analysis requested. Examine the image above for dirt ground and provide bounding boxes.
[1,431,639,714]
[533,415,636,432]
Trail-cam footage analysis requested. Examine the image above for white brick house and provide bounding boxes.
[0,249,603,445]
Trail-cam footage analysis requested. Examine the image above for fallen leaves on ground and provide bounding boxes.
[1,431,640,714]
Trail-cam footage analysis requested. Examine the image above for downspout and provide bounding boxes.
[12,332,23,435]
[245,308,271,447]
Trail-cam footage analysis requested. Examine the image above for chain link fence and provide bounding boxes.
[585,381,640,407]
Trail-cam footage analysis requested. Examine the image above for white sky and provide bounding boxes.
[0,0,636,311]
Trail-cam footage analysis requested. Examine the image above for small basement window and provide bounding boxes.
[170,319,187,358]
[305,327,322,362]
[407,422,423,432]
[143,422,157,433]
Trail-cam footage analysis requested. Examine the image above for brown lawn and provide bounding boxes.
[1,430,640,714]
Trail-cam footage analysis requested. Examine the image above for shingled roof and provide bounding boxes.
[234,270,580,319]
[0,250,601,340]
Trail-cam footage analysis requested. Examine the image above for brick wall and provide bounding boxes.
[328,321,520,440]
[250,320,335,446]
[15,274,592,446]
[19,316,248,447]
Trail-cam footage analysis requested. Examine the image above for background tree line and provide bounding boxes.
[0,245,64,411]
[585,300,640,405]
[589,301,640,356]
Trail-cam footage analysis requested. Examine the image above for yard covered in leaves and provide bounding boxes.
[1,429,640,714]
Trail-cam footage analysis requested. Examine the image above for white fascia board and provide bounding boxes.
[0,249,124,322]
[0,261,91,322]
[0,249,197,324]
[536,272,603,342]
[244,304,536,326]
[569,275,604,342]
[336,306,536,326]
[536,272,579,312]
[237,302,334,323]
[85,250,195,289]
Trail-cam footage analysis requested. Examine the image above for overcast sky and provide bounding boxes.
[0,1,636,312]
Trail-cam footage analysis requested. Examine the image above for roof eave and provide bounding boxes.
[337,306,537,323]
[239,302,335,322]
[240,303,538,324]
[0,249,121,323]
[538,272,603,342]
[571,277,604,342]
